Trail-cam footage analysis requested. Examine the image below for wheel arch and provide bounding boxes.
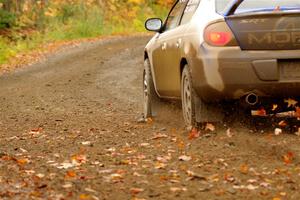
[180,58,188,78]
[144,51,149,60]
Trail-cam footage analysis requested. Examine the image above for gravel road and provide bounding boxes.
[1,35,300,200]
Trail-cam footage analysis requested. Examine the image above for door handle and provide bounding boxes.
[162,42,167,50]
[176,39,182,48]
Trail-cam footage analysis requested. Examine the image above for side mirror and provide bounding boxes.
[145,18,163,32]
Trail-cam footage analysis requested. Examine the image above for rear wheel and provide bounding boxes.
[181,65,197,128]
[143,59,160,118]
[181,64,223,128]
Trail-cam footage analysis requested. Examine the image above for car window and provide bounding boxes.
[236,0,300,14]
[216,0,300,14]
[165,0,189,31]
[181,0,201,25]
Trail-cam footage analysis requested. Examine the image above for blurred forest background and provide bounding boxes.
[0,0,173,65]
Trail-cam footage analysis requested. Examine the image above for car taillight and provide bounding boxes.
[208,32,231,46]
[204,21,238,47]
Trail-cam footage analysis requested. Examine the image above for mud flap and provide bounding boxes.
[194,95,224,123]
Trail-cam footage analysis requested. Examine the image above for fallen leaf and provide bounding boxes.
[25,170,35,175]
[20,148,28,153]
[226,128,233,138]
[272,104,278,111]
[295,128,300,136]
[170,187,181,192]
[140,143,150,147]
[177,140,185,151]
[57,162,75,169]
[79,194,90,199]
[17,158,29,165]
[81,141,91,146]
[85,188,97,193]
[278,121,287,127]
[179,155,192,162]
[36,173,45,178]
[208,174,219,182]
[66,170,76,178]
[233,184,258,190]
[246,184,259,190]
[224,173,235,183]
[251,108,267,116]
[186,170,206,181]
[130,188,144,195]
[157,156,171,163]
[247,179,257,184]
[29,128,43,135]
[72,154,87,165]
[296,107,300,117]
[274,128,282,136]
[284,98,298,108]
[240,164,249,174]
[62,183,73,188]
[205,123,215,132]
[260,182,271,188]
[283,152,294,164]
[280,192,287,196]
[151,133,168,140]
[104,173,124,183]
[188,128,200,140]
[146,117,153,124]
[154,162,167,169]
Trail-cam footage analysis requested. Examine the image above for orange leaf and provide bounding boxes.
[130,188,144,195]
[283,152,294,165]
[146,117,153,124]
[251,108,267,116]
[278,120,287,127]
[1,156,11,161]
[188,128,200,140]
[240,164,249,174]
[66,170,76,178]
[296,107,300,117]
[79,194,90,200]
[17,158,28,165]
[177,140,185,150]
[257,108,267,116]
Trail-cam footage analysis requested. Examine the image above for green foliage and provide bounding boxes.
[59,4,78,24]
[0,9,16,29]
[0,0,171,65]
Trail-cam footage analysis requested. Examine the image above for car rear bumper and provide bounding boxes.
[191,43,300,102]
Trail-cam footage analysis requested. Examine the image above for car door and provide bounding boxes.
[151,0,189,98]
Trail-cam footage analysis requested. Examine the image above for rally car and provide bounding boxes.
[143,0,300,127]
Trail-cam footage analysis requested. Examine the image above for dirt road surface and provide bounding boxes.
[1,35,300,200]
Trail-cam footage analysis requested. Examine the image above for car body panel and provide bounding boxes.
[151,25,186,97]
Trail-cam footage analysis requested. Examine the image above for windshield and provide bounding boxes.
[216,0,300,15]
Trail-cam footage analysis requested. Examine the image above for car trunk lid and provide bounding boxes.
[225,13,300,50]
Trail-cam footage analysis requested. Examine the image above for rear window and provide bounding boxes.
[216,0,300,15]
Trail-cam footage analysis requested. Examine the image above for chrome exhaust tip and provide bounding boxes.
[245,93,259,106]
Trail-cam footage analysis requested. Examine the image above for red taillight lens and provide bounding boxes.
[208,32,232,46]
[204,21,238,47]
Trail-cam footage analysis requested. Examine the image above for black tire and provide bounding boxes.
[181,65,197,128]
[143,59,160,118]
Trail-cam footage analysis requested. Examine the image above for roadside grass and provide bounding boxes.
[0,4,168,67]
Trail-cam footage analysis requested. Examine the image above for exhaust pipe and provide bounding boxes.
[245,93,258,106]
